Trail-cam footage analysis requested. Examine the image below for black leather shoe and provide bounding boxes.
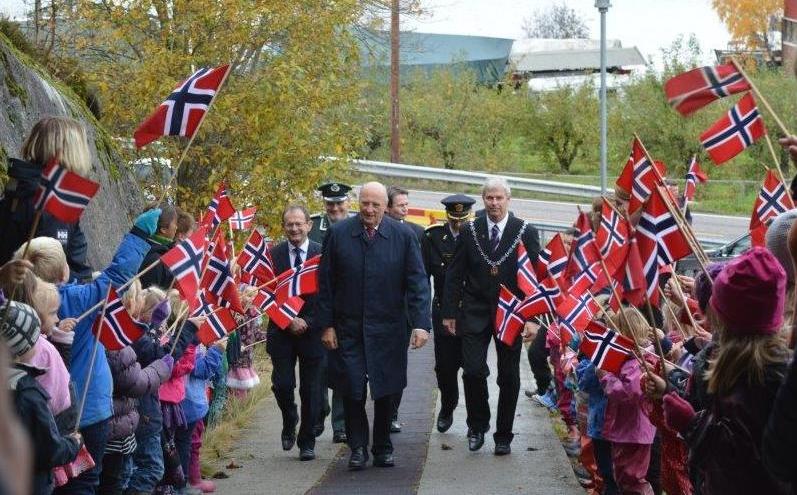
[332,431,347,444]
[281,426,296,451]
[494,442,511,456]
[390,420,402,433]
[468,431,485,451]
[436,411,453,433]
[299,447,315,461]
[348,447,368,470]
[373,453,395,467]
[313,423,325,438]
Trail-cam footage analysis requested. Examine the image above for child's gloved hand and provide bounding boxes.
[134,208,162,237]
[663,390,696,433]
[161,354,174,371]
[150,299,171,329]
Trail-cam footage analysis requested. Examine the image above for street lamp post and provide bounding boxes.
[596,0,611,194]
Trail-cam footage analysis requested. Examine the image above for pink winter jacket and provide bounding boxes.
[29,336,72,416]
[600,358,656,444]
[158,344,196,404]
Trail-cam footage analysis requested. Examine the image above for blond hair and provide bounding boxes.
[31,279,59,320]
[0,270,38,306]
[21,117,92,176]
[613,307,651,346]
[13,237,68,284]
[140,286,168,323]
[122,279,142,314]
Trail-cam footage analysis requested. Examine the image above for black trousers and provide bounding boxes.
[344,390,395,456]
[527,324,551,393]
[271,352,323,450]
[462,324,522,444]
[434,329,462,416]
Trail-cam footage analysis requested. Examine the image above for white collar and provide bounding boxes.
[486,213,509,234]
[289,238,310,254]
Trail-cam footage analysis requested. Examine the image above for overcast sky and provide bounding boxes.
[2,0,730,66]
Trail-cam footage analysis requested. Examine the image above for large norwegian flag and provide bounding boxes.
[161,226,208,303]
[516,243,538,297]
[622,236,647,307]
[252,289,305,330]
[749,169,795,246]
[494,285,525,346]
[664,63,750,116]
[565,212,601,280]
[33,159,99,224]
[616,138,666,214]
[515,276,562,319]
[636,188,692,305]
[201,183,236,230]
[92,288,146,351]
[700,92,766,165]
[535,233,570,291]
[229,207,257,231]
[200,231,244,314]
[133,64,230,148]
[197,306,237,345]
[683,157,708,203]
[237,230,274,284]
[580,324,635,374]
[274,254,321,303]
[596,197,629,260]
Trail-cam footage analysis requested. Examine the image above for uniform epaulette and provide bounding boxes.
[425,223,444,233]
[310,213,322,219]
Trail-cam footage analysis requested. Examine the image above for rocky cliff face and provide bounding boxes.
[0,34,144,271]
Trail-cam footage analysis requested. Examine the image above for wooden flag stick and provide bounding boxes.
[658,287,689,340]
[168,305,191,355]
[730,57,792,137]
[669,275,702,335]
[764,133,791,194]
[73,259,163,324]
[156,64,232,205]
[73,285,113,432]
[243,337,268,350]
[228,221,236,264]
[587,291,650,374]
[645,297,669,368]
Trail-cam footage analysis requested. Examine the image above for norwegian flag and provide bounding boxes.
[237,230,275,284]
[636,188,692,305]
[161,226,208,303]
[700,92,766,165]
[566,212,601,280]
[750,169,794,230]
[556,292,598,339]
[596,197,629,260]
[33,159,99,224]
[516,243,538,297]
[494,285,525,346]
[683,157,708,203]
[515,276,562,319]
[191,291,214,317]
[535,234,570,291]
[229,207,257,231]
[252,289,305,330]
[197,306,237,345]
[91,288,146,351]
[622,236,647,307]
[570,261,608,296]
[274,254,321,303]
[201,183,236,229]
[200,231,244,314]
[133,64,230,148]
[616,138,667,214]
[664,63,751,116]
[580,325,635,374]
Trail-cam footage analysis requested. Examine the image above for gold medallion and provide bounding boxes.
[490,266,499,276]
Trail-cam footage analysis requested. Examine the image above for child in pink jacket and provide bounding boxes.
[599,307,656,495]
[158,343,196,490]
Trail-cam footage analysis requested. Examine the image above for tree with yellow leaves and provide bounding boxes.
[712,0,783,60]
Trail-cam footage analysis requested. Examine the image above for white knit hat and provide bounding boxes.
[766,210,797,284]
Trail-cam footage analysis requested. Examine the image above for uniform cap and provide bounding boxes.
[440,194,475,219]
[317,182,351,202]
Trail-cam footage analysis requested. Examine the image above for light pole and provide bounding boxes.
[596,0,611,194]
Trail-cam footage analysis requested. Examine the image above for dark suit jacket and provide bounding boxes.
[442,215,541,334]
[317,215,432,400]
[266,239,324,358]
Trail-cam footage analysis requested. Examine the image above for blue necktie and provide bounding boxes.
[293,247,303,268]
[490,224,500,253]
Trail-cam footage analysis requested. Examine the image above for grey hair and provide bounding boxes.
[482,176,511,197]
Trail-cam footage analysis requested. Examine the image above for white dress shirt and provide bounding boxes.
[486,213,510,241]
[289,238,310,267]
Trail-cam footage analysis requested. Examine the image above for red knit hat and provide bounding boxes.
[709,247,786,336]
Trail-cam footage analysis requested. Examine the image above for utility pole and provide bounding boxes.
[596,0,611,194]
[390,0,401,163]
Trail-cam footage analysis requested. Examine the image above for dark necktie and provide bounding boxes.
[293,247,303,268]
[366,227,376,240]
[490,224,500,253]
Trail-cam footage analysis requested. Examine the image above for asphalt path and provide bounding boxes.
[403,188,747,244]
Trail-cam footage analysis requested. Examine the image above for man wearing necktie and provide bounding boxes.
[441,177,541,455]
[266,205,324,461]
[317,182,432,470]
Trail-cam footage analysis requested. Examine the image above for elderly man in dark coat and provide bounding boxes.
[317,181,432,471]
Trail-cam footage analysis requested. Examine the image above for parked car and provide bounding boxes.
[676,232,751,277]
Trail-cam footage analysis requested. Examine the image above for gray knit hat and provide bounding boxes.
[0,301,41,357]
[766,210,797,284]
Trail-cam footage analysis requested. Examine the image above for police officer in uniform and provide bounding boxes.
[309,182,353,443]
[423,194,475,432]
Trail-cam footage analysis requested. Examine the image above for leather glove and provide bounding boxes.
[134,208,162,237]
[161,354,174,371]
[663,390,696,434]
[150,299,171,329]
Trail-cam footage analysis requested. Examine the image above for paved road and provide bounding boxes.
[214,339,581,495]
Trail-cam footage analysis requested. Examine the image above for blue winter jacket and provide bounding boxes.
[576,358,608,440]
[59,230,150,428]
[181,345,223,423]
